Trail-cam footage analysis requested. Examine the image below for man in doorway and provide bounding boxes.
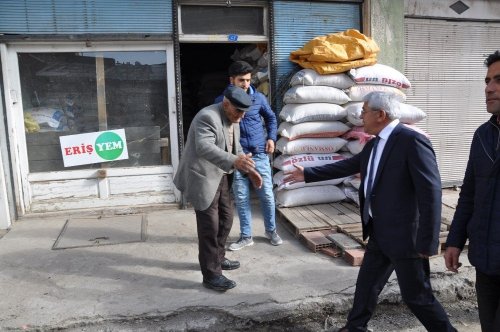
[444,50,500,332]
[283,91,456,332]
[216,60,282,250]
[174,86,262,292]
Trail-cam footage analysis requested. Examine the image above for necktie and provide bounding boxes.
[362,136,380,225]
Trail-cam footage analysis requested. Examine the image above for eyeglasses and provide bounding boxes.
[361,108,383,115]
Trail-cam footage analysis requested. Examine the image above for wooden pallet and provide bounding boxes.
[277,202,360,237]
[337,222,367,246]
[277,201,458,255]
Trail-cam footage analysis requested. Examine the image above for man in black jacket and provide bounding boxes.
[285,91,456,332]
[445,50,500,332]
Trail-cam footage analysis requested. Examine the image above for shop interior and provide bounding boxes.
[179,42,270,141]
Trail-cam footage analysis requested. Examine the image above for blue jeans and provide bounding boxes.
[232,153,276,238]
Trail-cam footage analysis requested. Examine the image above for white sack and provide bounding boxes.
[278,121,350,140]
[348,85,406,102]
[290,69,355,89]
[283,85,350,105]
[398,103,427,124]
[346,140,366,155]
[274,153,345,171]
[344,102,364,126]
[276,137,347,154]
[344,175,362,190]
[273,170,346,190]
[349,64,411,90]
[275,185,346,207]
[279,103,347,124]
[343,185,360,206]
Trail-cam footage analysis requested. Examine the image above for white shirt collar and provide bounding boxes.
[378,119,400,141]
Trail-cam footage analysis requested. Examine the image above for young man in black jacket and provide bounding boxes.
[445,50,500,332]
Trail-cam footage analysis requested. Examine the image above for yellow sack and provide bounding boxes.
[290,29,379,74]
[24,113,40,133]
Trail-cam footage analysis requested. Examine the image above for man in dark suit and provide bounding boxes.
[174,86,262,292]
[284,91,456,331]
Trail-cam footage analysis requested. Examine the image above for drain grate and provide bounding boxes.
[52,214,147,250]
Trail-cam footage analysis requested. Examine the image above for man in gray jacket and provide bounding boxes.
[174,86,262,291]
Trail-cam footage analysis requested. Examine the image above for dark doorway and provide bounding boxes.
[179,43,267,140]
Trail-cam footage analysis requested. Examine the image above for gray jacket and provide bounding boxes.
[173,103,243,211]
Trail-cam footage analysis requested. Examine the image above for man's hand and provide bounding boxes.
[444,246,463,273]
[247,168,263,189]
[265,139,275,154]
[233,153,255,173]
[283,164,305,184]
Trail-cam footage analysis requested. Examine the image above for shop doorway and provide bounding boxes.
[179,43,269,140]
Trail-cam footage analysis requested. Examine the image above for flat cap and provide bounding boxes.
[223,86,252,112]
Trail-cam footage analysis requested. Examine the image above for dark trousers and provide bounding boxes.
[476,269,500,332]
[345,238,456,332]
[195,175,233,279]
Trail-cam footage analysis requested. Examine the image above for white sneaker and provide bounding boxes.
[228,236,254,251]
[265,230,283,246]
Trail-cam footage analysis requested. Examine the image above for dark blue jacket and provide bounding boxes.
[446,115,500,275]
[215,85,277,154]
[304,124,442,258]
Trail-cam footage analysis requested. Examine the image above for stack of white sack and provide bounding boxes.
[274,65,431,208]
[274,69,356,207]
[273,153,349,207]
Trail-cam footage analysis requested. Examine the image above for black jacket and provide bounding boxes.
[446,115,500,275]
[304,123,442,258]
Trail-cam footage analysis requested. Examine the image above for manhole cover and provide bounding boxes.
[52,214,147,250]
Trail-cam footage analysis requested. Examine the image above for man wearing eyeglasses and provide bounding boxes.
[284,91,456,331]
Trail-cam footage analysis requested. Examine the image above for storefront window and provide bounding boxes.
[19,51,170,172]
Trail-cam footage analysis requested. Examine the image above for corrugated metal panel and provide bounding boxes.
[404,18,500,186]
[0,0,172,34]
[272,1,361,109]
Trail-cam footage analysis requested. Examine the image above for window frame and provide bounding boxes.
[178,4,268,43]
[1,41,179,213]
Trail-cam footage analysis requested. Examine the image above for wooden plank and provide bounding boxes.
[96,55,107,131]
[295,205,330,229]
[277,210,303,237]
[306,205,339,227]
[334,203,361,223]
[277,208,308,236]
[340,201,360,214]
[315,203,359,225]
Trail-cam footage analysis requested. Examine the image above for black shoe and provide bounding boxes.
[221,258,240,270]
[202,275,236,291]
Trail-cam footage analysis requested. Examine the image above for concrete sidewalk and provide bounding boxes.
[0,189,476,331]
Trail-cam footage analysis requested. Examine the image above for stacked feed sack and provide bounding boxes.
[274,69,355,207]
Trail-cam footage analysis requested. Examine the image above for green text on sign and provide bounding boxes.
[95,132,124,160]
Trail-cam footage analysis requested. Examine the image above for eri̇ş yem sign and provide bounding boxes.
[59,129,129,167]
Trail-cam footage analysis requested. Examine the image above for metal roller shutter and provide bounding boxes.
[0,0,172,34]
[272,1,361,109]
[404,18,500,186]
